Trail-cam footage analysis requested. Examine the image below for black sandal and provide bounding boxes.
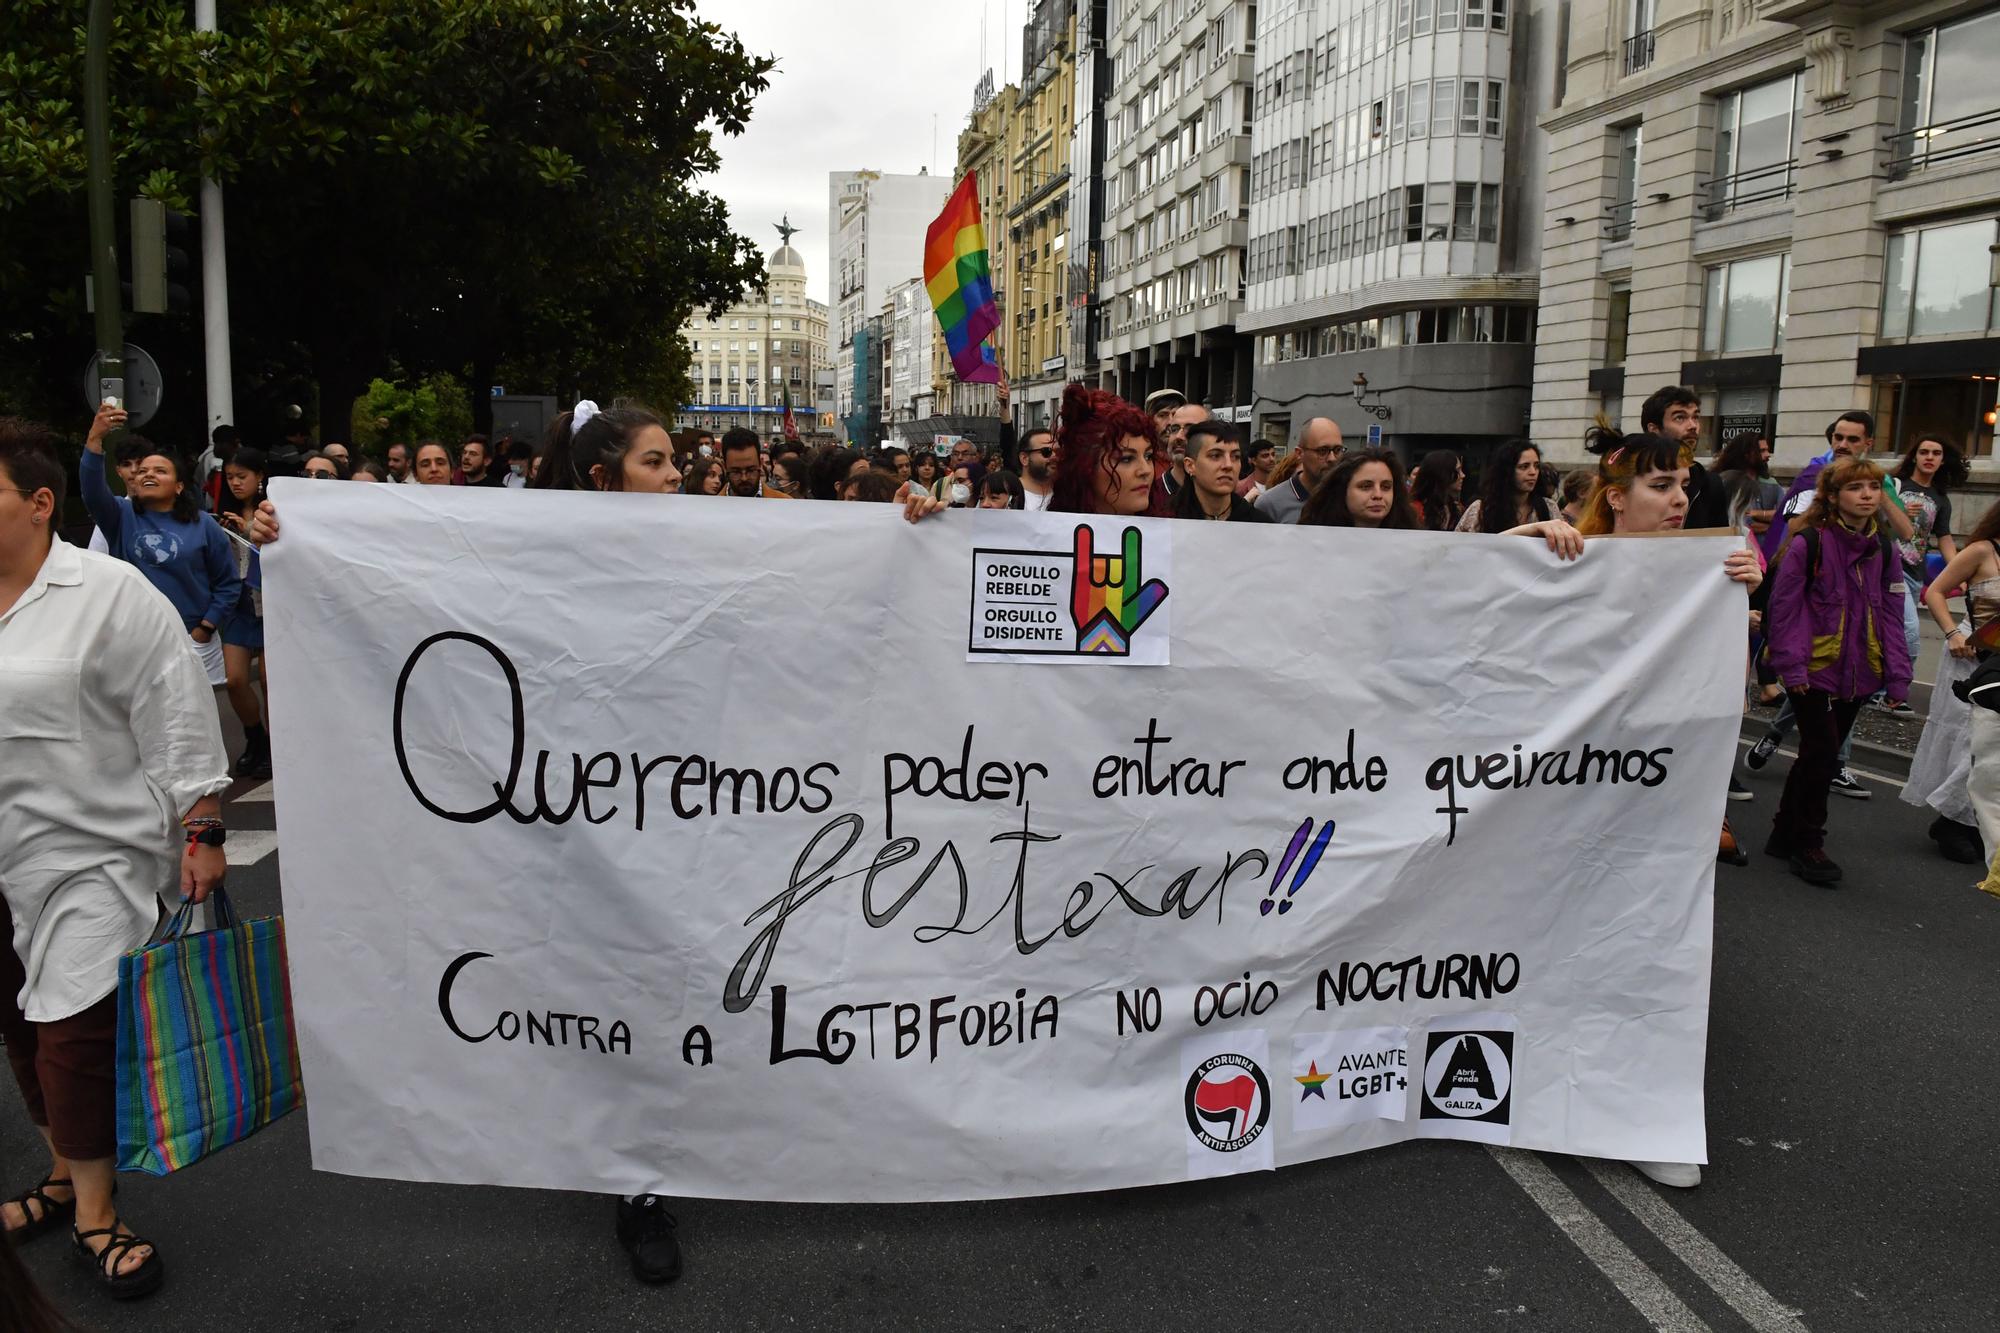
[2,1175,75,1242]
[73,1220,164,1300]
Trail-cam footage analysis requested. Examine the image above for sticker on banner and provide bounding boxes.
[967,521,1171,665]
[1416,1012,1515,1145]
[1180,1030,1273,1178]
[1291,1027,1409,1133]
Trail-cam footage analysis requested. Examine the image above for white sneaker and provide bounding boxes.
[1628,1159,1702,1188]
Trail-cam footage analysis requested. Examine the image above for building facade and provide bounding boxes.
[1006,0,1080,429]
[942,73,1023,418]
[887,277,932,426]
[1096,0,1258,412]
[1244,0,1551,461]
[1533,0,2000,471]
[675,225,829,440]
[829,169,956,426]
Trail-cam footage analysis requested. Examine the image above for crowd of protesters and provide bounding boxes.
[0,366,1976,1308]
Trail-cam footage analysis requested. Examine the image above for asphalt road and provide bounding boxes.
[6,737,1998,1333]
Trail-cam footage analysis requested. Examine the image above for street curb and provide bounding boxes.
[1738,719,1914,783]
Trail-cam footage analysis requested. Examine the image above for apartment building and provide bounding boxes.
[1533,0,2000,469]
[1096,0,1259,410]
[674,225,829,440]
[1006,0,1080,429]
[829,169,955,424]
[1243,0,1553,459]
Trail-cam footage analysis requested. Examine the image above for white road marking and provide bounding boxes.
[1735,738,1904,787]
[1583,1158,1812,1333]
[1486,1148,1711,1332]
[234,781,275,803]
[225,830,280,866]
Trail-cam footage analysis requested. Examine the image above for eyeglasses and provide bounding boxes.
[305,471,337,480]
[0,487,39,500]
[725,466,765,480]
[1301,445,1342,460]
[1022,447,1056,459]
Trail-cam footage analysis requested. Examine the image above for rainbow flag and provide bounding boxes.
[924,173,1003,385]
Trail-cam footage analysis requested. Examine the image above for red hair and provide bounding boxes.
[1049,383,1170,516]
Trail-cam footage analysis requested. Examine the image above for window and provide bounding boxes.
[1485,81,1504,136]
[1425,183,1453,240]
[1391,88,1407,143]
[792,319,801,331]
[1414,0,1432,37]
[1625,0,1656,74]
[1893,8,2000,177]
[1453,184,1476,240]
[1465,0,1485,28]
[1701,253,1790,355]
[1881,217,2000,338]
[1460,81,1482,136]
[1409,81,1429,138]
[1396,0,1412,41]
[1478,183,1500,242]
[1438,0,1460,31]
[1709,72,1801,217]
[1432,79,1456,137]
[1404,185,1426,242]
[1605,287,1632,365]
[1491,0,1507,30]
[1609,123,1642,240]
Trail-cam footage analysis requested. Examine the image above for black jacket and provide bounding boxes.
[1172,485,1272,523]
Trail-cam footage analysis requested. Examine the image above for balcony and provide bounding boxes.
[1622,30,1655,76]
[1700,159,1796,220]
[1886,107,2000,182]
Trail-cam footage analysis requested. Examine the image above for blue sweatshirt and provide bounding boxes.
[80,448,242,631]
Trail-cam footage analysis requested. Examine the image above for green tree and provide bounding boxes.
[0,0,770,440]
[350,373,474,453]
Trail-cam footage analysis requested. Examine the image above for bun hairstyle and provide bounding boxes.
[1050,382,1169,516]
[1574,426,1693,535]
[532,399,664,492]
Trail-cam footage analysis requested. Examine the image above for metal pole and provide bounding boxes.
[195,0,233,433]
[84,0,124,405]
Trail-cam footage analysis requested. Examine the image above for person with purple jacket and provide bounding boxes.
[1764,454,1913,886]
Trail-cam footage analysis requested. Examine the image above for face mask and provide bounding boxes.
[949,483,972,505]
[509,463,526,478]
[699,444,714,458]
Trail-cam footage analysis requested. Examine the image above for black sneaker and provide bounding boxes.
[615,1195,682,1285]
[1830,769,1870,800]
[1789,848,1844,887]
[1744,733,1780,771]
[1763,827,1795,860]
[1728,777,1753,802]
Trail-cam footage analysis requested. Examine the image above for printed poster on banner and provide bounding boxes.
[1416,1012,1517,1146]
[967,519,1171,664]
[1291,1026,1410,1134]
[264,486,1734,1203]
[1181,1029,1275,1179]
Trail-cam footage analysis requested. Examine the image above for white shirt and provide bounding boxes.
[0,540,230,1020]
[1021,486,1053,513]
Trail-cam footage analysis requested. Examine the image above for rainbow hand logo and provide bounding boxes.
[1069,525,1169,656]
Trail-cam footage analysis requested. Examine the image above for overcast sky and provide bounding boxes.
[693,0,1020,307]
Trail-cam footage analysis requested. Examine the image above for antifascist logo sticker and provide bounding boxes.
[1183,1053,1272,1152]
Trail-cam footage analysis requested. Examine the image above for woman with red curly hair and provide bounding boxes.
[1049,384,1171,517]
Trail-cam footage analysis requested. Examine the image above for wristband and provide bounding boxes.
[186,826,226,848]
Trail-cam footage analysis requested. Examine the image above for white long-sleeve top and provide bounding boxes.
[0,539,230,1021]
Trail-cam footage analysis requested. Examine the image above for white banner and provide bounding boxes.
[263,481,1739,1202]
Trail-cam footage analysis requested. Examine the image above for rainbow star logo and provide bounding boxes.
[1296,1061,1331,1101]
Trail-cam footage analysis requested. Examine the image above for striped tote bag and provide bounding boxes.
[115,890,304,1175]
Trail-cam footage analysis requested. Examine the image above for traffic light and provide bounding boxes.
[128,199,195,315]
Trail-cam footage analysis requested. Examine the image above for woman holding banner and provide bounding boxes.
[1300,449,1582,557]
[0,418,231,1300]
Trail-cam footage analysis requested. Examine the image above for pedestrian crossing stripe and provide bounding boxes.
[226,830,280,866]
[235,781,275,803]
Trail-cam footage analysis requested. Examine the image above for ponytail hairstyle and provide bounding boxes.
[127,436,202,523]
[531,399,665,492]
[1575,425,1693,536]
[1802,454,1887,532]
[1049,383,1168,516]
[222,446,270,519]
